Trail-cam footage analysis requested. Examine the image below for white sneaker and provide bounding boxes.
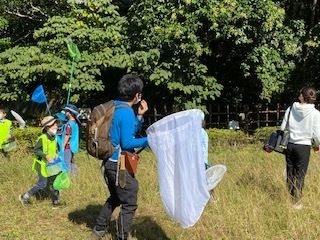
[292,202,303,210]
[19,194,31,206]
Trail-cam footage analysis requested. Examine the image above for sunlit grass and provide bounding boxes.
[1,144,320,239]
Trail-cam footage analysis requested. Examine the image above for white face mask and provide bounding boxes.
[134,99,141,105]
[0,112,5,120]
[48,129,57,136]
[134,93,142,105]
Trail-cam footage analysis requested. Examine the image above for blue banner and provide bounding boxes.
[31,85,47,103]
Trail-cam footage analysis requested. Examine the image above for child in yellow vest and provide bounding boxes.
[19,116,63,208]
[0,105,13,154]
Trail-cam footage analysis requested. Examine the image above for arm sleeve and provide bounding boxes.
[120,111,148,150]
[280,107,290,131]
[135,115,144,132]
[312,110,320,146]
[34,138,46,159]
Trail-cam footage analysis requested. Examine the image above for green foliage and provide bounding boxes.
[0,16,10,51]
[13,127,42,148]
[253,126,278,142]
[0,0,70,46]
[0,0,159,105]
[299,25,320,90]
[207,128,250,146]
[206,0,305,102]
[207,126,286,147]
[0,46,69,101]
[0,0,317,109]
[128,0,223,109]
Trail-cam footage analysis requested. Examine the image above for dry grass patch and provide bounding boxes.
[1,145,320,239]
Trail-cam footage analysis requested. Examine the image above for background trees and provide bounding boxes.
[0,0,319,112]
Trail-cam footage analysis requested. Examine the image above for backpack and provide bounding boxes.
[86,100,128,160]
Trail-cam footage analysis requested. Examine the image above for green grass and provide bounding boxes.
[1,145,320,240]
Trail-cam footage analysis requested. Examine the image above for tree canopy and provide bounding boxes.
[0,0,319,110]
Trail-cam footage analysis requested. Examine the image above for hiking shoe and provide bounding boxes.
[292,202,303,210]
[117,232,136,240]
[89,227,112,240]
[52,200,67,209]
[127,233,137,240]
[19,193,31,206]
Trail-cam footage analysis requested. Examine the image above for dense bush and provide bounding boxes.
[207,128,251,147]
[13,127,42,149]
[11,126,279,151]
[207,126,281,147]
[253,126,279,143]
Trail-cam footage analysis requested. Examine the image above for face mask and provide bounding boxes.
[134,99,141,105]
[0,113,5,120]
[134,94,142,105]
[48,129,57,136]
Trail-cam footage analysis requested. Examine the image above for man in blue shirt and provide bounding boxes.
[91,74,149,240]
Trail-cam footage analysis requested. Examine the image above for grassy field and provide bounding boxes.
[1,144,320,240]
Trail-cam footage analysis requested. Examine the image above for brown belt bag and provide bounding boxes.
[121,151,140,174]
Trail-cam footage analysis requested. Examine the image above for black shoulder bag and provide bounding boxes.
[263,106,292,154]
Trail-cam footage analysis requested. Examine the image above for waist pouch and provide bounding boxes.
[121,151,140,174]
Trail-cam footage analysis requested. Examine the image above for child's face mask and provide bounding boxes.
[48,124,58,136]
[49,129,58,136]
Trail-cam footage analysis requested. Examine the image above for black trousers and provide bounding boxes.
[95,160,138,240]
[286,143,311,202]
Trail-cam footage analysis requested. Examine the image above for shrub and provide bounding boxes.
[207,128,250,147]
[253,126,279,143]
[207,126,282,147]
[13,127,42,149]
[10,126,280,152]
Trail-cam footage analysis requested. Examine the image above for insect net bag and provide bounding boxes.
[146,109,210,228]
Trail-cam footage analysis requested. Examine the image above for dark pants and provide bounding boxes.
[286,143,310,202]
[27,172,60,203]
[95,160,138,240]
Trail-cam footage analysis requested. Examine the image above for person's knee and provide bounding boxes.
[122,200,138,212]
[38,180,47,189]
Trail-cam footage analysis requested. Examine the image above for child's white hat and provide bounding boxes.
[41,116,57,130]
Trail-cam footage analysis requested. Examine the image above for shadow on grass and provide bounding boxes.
[132,216,170,240]
[68,204,101,229]
[68,204,170,240]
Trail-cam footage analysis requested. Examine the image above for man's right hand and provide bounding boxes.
[138,100,148,116]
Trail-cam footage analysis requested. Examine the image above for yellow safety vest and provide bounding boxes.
[32,134,57,177]
[0,120,11,149]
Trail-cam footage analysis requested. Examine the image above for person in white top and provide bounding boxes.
[281,86,320,209]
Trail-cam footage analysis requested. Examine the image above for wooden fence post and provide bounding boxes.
[226,104,229,127]
[266,103,269,126]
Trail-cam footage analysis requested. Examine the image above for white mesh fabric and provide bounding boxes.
[206,164,227,191]
[146,109,210,228]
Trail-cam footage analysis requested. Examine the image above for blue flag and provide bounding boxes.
[31,85,47,103]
